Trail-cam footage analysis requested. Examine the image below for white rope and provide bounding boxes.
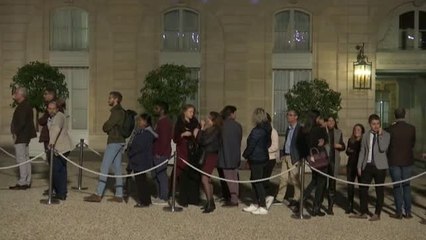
[59,152,171,178]
[0,152,46,170]
[0,146,17,159]
[308,163,426,187]
[180,157,298,183]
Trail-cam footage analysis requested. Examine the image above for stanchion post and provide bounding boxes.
[72,139,88,191]
[40,148,60,205]
[291,158,310,219]
[164,152,182,212]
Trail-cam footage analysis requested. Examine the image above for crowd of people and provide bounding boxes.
[7,88,421,221]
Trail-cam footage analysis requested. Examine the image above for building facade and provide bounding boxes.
[0,0,425,159]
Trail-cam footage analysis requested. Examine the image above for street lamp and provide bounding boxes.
[353,43,372,90]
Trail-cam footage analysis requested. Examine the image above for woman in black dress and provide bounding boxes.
[345,123,365,214]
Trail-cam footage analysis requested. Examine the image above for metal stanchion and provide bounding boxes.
[163,152,182,212]
[40,149,60,205]
[291,158,310,219]
[72,139,88,191]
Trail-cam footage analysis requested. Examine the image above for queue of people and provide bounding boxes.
[7,88,419,220]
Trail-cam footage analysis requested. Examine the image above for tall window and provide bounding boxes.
[399,10,426,50]
[186,68,200,112]
[162,9,200,52]
[274,10,311,52]
[273,70,311,135]
[50,8,89,51]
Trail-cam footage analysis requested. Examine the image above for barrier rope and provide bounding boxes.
[180,157,298,183]
[0,152,46,170]
[0,146,18,159]
[308,162,426,187]
[59,152,171,178]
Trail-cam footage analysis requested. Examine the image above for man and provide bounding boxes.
[386,108,416,219]
[84,91,126,203]
[151,101,173,205]
[9,87,37,190]
[353,114,390,221]
[272,110,301,209]
[218,105,243,207]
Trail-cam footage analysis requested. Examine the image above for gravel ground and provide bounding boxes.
[1,150,426,240]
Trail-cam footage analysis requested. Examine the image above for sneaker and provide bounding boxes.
[252,207,268,215]
[152,199,169,206]
[243,204,258,213]
[265,196,274,210]
[83,194,102,202]
[107,196,123,203]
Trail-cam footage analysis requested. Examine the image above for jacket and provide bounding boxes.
[328,128,346,176]
[197,126,221,154]
[38,110,50,143]
[218,118,243,169]
[48,112,73,154]
[11,100,37,144]
[386,120,416,166]
[283,123,302,164]
[102,104,125,144]
[346,138,361,169]
[243,122,272,163]
[269,127,279,160]
[127,127,158,172]
[357,131,391,171]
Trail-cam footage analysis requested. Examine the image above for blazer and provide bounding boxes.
[48,112,73,154]
[218,119,243,169]
[357,130,391,171]
[11,100,37,144]
[283,123,301,164]
[386,120,416,167]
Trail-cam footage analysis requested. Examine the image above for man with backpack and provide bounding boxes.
[84,91,128,203]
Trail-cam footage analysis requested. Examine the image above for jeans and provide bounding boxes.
[15,143,31,186]
[152,156,169,200]
[389,165,412,215]
[96,143,124,197]
[250,162,266,207]
[53,152,69,197]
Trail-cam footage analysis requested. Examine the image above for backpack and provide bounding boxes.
[120,109,137,138]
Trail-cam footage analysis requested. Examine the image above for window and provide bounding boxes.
[399,10,426,50]
[50,8,89,51]
[274,10,311,52]
[186,68,200,111]
[162,9,200,52]
[273,69,311,135]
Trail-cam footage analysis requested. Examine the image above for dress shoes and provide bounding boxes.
[107,196,124,203]
[83,194,102,202]
[369,214,381,221]
[52,195,66,201]
[404,213,413,219]
[389,213,403,219]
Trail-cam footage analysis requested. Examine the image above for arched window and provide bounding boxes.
[50,8,89,51]
[274,10,311,52]
[162,9,200,51]
[399,10,426,49]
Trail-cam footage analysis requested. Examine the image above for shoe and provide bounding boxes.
[203,199,216,214]
[326,208,334,215]
[9,184,28,190]
[272,199,283,206]
[222,201,238,208]
[83,194,102,202]
[243,204,258,213]
[390,213,403,219]
[350,213,368,219]
[265,196,274,210]
[152,199,169,206]
[288,199,299,207]
[107,196,123,203]
[312,206,325,217]
[404,213,413,219]
[369,214,380,221]
[53,195,66,201]
[134,203,150,208]
[345,201,354,214]
[252,207,268,215]
[43,189,57,196]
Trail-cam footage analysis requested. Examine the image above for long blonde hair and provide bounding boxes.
[252,108,268,126]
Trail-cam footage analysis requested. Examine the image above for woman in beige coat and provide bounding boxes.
[47,100,73,200]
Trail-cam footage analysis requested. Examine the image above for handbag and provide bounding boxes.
[308,147,329,169]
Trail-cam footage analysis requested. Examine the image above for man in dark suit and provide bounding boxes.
[273,110,301,207]
[386,108,416,219]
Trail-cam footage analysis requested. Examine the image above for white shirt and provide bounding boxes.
[268,128,280,160]
[367,132,375,163]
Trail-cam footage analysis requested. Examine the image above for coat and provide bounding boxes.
[386,120,416,166]
[102,104,125,144]
[357,131,391,171]
[328,128,346,176]
[197,126,221,154]
[218,118,243,169]
[48,111,73,154]
[127,127,157,172]
[11,100,37,144]
[242,122,272,163]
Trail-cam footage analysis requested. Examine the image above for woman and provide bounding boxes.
[47,100,73,201]
[325,116,346,215]
[300,111,329,217]
[173,104,201,207]
[242,108,272,215]
[194,112,222,213]
[264,113,279,197]
[345,123,364,214]
[127,113,158,208]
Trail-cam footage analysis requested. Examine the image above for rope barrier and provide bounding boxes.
[59,152,171,178]
[0,152,46,170]
[180,157,298,184]
[0,146,17,159]
[308,162,426,187]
